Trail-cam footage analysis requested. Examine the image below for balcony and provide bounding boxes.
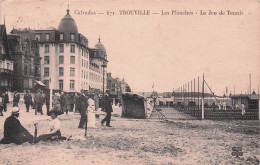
[0,68,13,76]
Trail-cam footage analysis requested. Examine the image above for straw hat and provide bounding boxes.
[11,107,20,114]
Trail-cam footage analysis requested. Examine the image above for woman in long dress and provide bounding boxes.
[88,95,96,128]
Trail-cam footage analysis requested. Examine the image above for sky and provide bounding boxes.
[0,0,259,94]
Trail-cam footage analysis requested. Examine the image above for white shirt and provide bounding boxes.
[48,118,60,134]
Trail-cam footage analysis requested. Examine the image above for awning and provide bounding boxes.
[35,81,46,87]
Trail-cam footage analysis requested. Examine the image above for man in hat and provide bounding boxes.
[101,90,113,127]
[0,107,33,144]
[3,91,9,112]
[24,90,33,112]
[13,91,20,107]
[34,89,44,115]
[78,90,89,129]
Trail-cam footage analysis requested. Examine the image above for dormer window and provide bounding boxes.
[70,33,75,41]
[60,33,64,41]
[45,33,50,41]
[35,34,41,41]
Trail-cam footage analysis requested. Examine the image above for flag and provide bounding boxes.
[226,86,228,94]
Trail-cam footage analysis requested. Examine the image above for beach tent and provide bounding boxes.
[121,92,147,119]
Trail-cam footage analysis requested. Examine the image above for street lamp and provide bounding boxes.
[101,61,107,96]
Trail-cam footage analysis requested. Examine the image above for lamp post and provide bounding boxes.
[101,62,107,96]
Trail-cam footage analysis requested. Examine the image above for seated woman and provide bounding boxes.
[35,110,64,142]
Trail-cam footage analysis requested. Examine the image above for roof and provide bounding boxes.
[58,9,78,34]
[95,38,107,59]
[122,92,144,100]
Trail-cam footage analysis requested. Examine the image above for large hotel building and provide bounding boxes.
[35,9,107,92]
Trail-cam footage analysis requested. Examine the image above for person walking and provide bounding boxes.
[78,91,88,129]
[63,92,71,115]
[101,90,113,127]
[70,93,75,112]
[0,95,3,116]
[24,90,33,112]
[241,103,246,115]
[34,89,44,115]
[13,91,20,107]
[0,107,33,144]
[3,91,9,112]
[53,93,62,112]
[74,92,80,113]
[223,101,227,110]
[44,90,50,116]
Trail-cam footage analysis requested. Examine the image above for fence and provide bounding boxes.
[172,73,259,120]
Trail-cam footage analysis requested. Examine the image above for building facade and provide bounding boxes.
[0,24,13,92]
[9,29,41,92]
[35,9,107,92]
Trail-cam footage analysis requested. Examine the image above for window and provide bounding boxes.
[45,44,49,53]
[60,33,64,41]
[70,67,75,76]
[59,80,63,90]
[81,70,83,78]
[35,34,41,41]
[24,65,28,75]
[44,67,49,77]
[59,56,64,64]
[70,45,75,53]
[70,80,75,90]
[70,56,75,64]
[82,59,83,67]
[70,33,75,41]
[60,44,64,53]
[45,33,50,41]
[59,67,64,76]
[44,56,49,64]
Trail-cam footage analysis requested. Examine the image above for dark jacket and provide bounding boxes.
[77,95,88,112]
[4,93,9,103]
[102,95,113,112]
[63,94,71,105]
[34,92,44,104]
[13,94,20,103]
[24,93,32,105]
[0,115,33,144]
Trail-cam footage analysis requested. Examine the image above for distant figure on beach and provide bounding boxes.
[101,90,113,127]
[34,89,44,115]
[0,107,33,144]
[88,95,96,128]
[3,91,9,112]
[218,103,221,110]
[0,96,3,116]
[24,90,33,112]
[78,91,89,129]
[53,93,62,112]
[13,91,20,107]
[222,101,226,110]
[241,103,245,115]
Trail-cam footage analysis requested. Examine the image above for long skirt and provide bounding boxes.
[88,112,96,128]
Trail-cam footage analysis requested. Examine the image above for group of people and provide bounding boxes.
[0,107,66,144]
[0,89,114,144]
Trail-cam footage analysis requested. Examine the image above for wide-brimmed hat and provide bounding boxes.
[11,107,20,114]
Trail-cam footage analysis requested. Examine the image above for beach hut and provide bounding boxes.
[121,92,147,119]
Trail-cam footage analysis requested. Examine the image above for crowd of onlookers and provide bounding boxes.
[0,89,104,116]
